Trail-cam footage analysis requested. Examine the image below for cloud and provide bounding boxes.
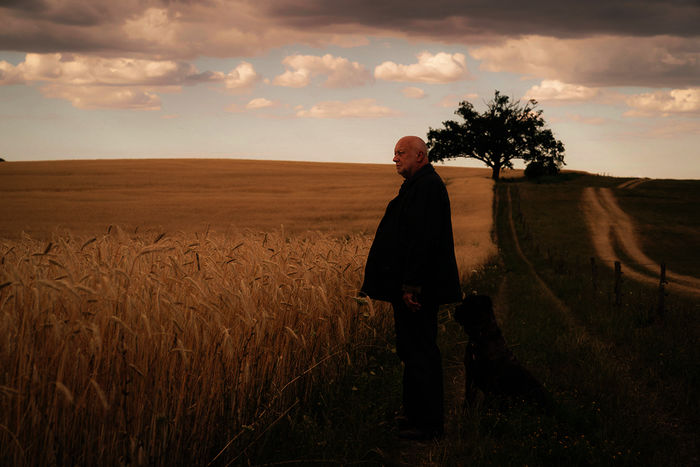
[0,60,25,84]
[273,54,372,88]
[1,1,698,94]
[375,52,471,83]
[4,1,698,60]
[401,87,426,99]
[624,88,700,117]
[40,85,161,110]
[471,35,700,88]
[296,98,399,118]
[0,53,259,109]
[123,8,179,51]
[0,53,220,86]
[0,2,376,60]
[524,80,599,102]
[246,97,276,109]
[222,62,260,90]
[265,1,700,40]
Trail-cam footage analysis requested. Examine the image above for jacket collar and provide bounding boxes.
[399,163,434,194]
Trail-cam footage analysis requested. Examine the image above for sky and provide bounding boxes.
[1,0,699,179]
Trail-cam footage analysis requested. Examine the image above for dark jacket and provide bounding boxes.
[361,164,461,304]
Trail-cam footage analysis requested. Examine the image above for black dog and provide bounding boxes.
[454,294,550,408]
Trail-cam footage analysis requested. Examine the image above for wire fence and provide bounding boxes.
[505,185,698,321]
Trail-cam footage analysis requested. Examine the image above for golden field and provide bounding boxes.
[0,159,495,465]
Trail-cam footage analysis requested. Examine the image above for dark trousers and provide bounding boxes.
[392,300,444,433]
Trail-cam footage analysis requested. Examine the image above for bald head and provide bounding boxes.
[393,136,429,179]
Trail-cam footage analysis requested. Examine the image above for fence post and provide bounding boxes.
[657,262,667,320]
[614,261,622,306]
[590,257,597,291]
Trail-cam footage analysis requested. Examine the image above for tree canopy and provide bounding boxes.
[427,91,565,180]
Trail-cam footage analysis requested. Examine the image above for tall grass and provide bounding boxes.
[0,228,392,465]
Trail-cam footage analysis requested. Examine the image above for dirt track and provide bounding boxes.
[582,187,700,296]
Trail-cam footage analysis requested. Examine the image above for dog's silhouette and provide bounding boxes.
[454,294,550,408]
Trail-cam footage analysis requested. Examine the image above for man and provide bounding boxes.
[361,135,462,440]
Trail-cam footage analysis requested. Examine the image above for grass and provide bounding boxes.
[0,228,396,465]
[2,159,697,465]
[614,179,700,277]
[0,159,493,244]
[0,158,496,466]
[463,176,700,465]
[371,173,699,466]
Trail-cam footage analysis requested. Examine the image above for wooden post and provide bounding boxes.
[657,262,667,319]
[614,261,622,306]
[590,257,597,291]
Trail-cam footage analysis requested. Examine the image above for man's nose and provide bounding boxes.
[393,155,399,162]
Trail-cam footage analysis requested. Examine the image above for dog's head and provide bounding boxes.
[454,294,497,338]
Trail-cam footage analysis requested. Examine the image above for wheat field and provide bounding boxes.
[0,159,495,465]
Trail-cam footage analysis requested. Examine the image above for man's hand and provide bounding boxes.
[402,291,421,312]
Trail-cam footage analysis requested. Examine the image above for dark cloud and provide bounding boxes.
[0,0,698,89]
[1,0,125,26]
[264,0,700,40]
[0,0,45,11]
[0,1,309,58]
[1,0,698,57]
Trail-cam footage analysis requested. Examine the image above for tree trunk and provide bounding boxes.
[491,165,501,180]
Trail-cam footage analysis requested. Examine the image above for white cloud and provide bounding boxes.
[524,80,599,102]
[401,87,426,99]
[0,53,259,109]
[625,88,700,117]
[246,97,276,109]
[273,69,310,88]
[0,60,25,85]
[222,62,260,90]
[273,54,373,88]
[41,85,161,110]
[470,35,700,88]
[296,99,399,118]
[0,53,219,86]
[374,52,470,84]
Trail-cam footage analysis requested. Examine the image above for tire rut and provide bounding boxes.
[583,187,700,297]
[503,185,698,464]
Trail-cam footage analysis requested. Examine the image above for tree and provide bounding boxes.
[427,91,565,180]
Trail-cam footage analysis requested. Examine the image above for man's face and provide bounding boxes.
[393,139,420,179]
